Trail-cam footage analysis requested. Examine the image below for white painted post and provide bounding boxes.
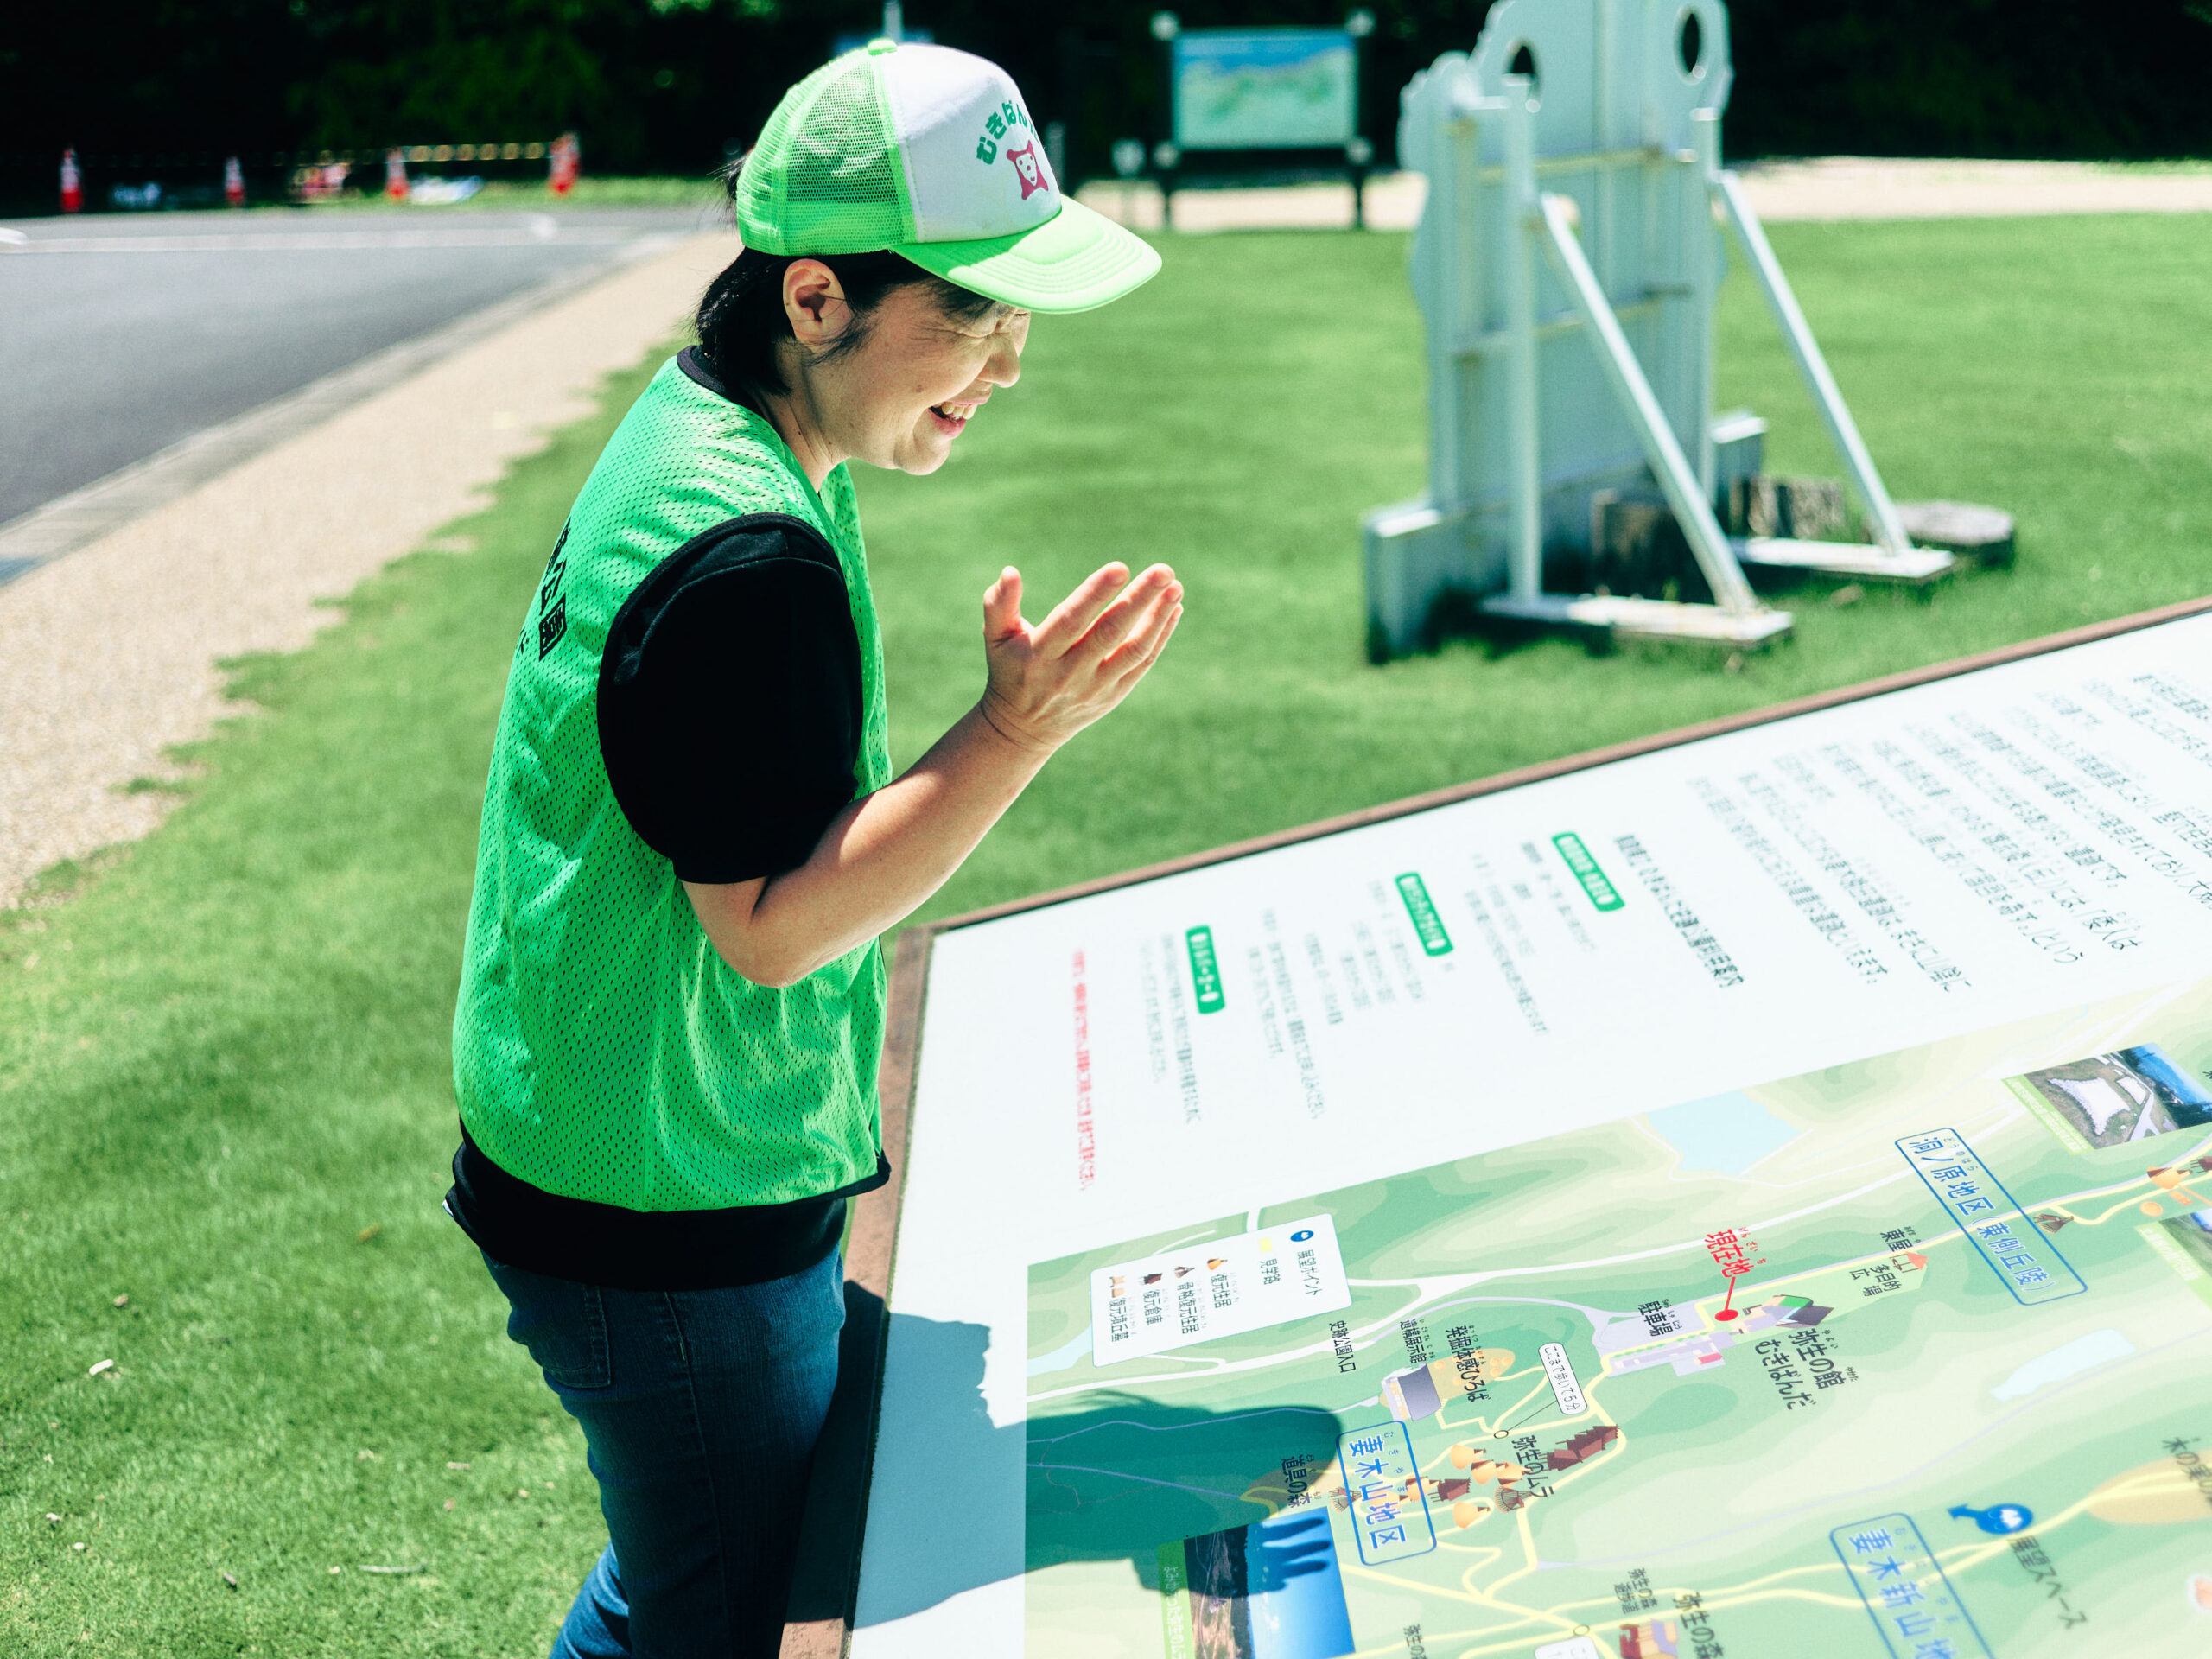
[1687,110,1721,503]
[1502,78,1542,603]
[1712,168,1914,557]
[1537,192,1758,614]
[1594,0,1617,296]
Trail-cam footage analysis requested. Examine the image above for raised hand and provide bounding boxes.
[685,560,1181,987]
[976,561,1183,753]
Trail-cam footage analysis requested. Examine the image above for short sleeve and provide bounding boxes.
[596,514,863,884]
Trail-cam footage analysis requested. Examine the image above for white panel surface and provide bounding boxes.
[853,612,2212,1651]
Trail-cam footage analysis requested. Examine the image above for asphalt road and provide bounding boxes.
[0,206,715,527]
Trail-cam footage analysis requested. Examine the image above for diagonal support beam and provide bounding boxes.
[1711,169,1916,559]
[1534,192,1762,616]
[1501,78,1543,603]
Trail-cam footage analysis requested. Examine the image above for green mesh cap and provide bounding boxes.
[734,39,1159,313]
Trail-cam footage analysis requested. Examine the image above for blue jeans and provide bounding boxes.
[482,1249,847,1659]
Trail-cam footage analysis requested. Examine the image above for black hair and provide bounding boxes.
[696,156,1001,404]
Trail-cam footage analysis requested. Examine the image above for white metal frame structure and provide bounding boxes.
[1364,0,1950,658]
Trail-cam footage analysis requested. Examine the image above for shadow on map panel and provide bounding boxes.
[1027,1388,1351,1583]
[851,1313,1021,1626]
[853,1312,1299,1625]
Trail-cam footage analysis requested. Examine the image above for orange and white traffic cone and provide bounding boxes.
[385,147,409,202]
[549,131,579,196]
[224,156,245,208]
[60,149,83,213]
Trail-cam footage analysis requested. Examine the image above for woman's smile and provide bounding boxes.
[926,399,977,435]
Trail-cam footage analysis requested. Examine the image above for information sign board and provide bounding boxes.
[840,602,2212,1658]
[1172,29,1357,150]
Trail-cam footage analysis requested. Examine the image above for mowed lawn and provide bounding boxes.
[4,216,2210,1655]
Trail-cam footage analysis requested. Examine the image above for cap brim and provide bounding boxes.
[893,198,1160,314]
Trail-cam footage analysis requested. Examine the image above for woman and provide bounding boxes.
[442,41,1179,1659]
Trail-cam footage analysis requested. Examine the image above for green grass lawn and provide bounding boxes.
[875,213,2212,918]
[4,215,2209,1654]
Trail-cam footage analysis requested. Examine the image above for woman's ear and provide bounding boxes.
[783,258,852,349]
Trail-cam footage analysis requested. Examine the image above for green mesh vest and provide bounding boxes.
[452,358,892,1211]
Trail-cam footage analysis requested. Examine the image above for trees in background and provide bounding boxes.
[3,0,2209,207]
[1729,0,2212,161]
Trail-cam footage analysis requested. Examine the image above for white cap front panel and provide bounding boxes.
[882,43,1061,244]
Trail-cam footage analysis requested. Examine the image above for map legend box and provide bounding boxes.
[1089,1214,1350,1366]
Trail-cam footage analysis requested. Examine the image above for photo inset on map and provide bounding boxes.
[1166,1507,1354,1659]
[2007,1043,2212,1152]
[2155,1206,2212,1275]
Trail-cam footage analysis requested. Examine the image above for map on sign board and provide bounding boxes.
[1027,982,2212,1656]
[1173,30,1357,151]
[850,612,2212,1658]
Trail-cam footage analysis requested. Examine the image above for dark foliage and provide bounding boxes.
[3,2,2208,210]
[1727,0,2212,160]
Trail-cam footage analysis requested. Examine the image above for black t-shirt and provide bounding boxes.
[446,346,887,1290]
[597,506,861,881]
[601,346,864,884]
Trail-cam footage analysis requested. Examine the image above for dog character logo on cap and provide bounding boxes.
[1005,139,1046,200]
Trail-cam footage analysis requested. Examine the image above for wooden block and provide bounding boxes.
[1590,489,1706,602]
[1732,475,1849,542]
[1897,499,2016,567]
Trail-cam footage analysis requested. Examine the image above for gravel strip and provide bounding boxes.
[0,232,739,908]
[1733,156,2212,219]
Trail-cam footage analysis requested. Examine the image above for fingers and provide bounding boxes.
[982,563,1180,749]
[982,566,1025,644]
[1033,562,1137,658]
[1085,569,1180,661]
[1104,585,1183,684]
[1058,564,1179,661]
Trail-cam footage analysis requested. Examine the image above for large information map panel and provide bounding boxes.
[851,610,2212,1658]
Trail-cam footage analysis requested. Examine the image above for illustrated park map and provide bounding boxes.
[1024,977,2212,1658]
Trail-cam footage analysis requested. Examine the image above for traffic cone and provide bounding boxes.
[385,147,409,202]
[224,156,245,208]
[60,149,82,213]
[549,131,579,196]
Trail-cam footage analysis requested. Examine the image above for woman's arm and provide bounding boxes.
[683,560,1180,987]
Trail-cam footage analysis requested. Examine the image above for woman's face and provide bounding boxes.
[814,281,1030,476]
